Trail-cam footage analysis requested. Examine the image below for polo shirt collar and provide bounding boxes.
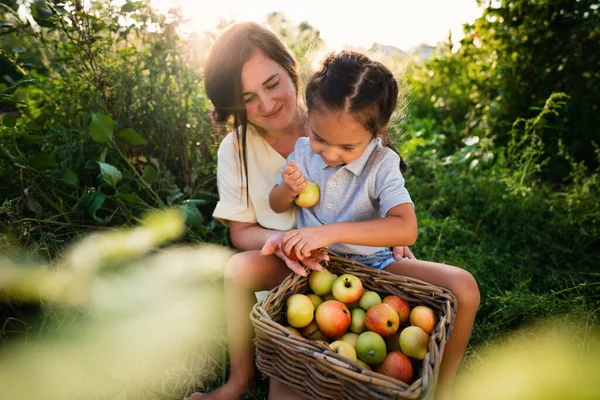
[316,138,379,176]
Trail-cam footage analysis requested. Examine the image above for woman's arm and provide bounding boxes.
[282,203,418,258]
[228,220,283,251]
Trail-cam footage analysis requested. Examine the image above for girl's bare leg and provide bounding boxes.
[185,250,303,400]
[383,260,480,400]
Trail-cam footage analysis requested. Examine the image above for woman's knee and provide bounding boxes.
[450,268,480,310]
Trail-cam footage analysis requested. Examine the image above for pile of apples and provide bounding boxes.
[283,269,437,384]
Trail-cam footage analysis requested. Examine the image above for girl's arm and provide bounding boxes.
[282,203,417,258]
[269,161,307,213]
[269,183,298,213]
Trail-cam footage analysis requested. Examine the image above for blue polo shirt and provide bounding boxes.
[276,137,413,256]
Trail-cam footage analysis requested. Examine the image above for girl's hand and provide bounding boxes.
[393,246,416,261]
[282,161,307,195]
[283,227,331,260]
[260,231,326,276]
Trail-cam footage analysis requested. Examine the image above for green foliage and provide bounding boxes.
[0,0,227,258]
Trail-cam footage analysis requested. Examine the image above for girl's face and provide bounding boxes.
[309,108,373,167]
[241,50,297,133]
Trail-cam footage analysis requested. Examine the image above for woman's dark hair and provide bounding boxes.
[204,22,300,200]
[305,50,408,172]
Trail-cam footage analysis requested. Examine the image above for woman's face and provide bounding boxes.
[309,108,373,167]
[241,50,297,133]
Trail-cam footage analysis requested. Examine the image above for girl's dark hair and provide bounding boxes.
[305,50,408,172]
[204,22,300,200]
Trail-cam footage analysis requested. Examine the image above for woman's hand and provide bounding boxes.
[393,246,416,261]
[260,231,327,276]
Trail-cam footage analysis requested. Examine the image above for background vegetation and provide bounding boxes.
[1,0,598,398]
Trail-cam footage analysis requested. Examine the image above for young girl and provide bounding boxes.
[269,50,417,265]
[268,51,479,400]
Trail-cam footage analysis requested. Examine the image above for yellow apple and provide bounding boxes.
[295,182,320,207]
[300,320,328,341]
[400,325,430,360]
[284,326,302,337]
[339,332,359,349]
[286,293,314,328]
[356,359,372,371]
[329,340,357,362]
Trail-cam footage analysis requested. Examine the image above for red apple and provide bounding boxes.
[375,351,414,384]
[315,300,351,338]
[382,295,411,325]
[332,274,363,304]
[409,305,437,334]
[364,303,400,337]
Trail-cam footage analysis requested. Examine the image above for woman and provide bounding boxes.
[186,22,479,400]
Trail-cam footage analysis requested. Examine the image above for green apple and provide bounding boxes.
[359,291,382,310]
[308,269,338,296]
[350,308,367,334]
[332,274,364,304]
[329,340,357,362]
[286,293,314,328]
[356,331,387,364]
[295,182,320,207]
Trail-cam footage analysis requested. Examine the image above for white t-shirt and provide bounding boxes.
[212,125,296,231]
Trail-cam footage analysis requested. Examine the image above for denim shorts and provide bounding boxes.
[342,249,398,270]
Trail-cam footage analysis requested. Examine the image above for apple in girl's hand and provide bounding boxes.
[295,182,320,207]
[376,351,414,384]
[364,303,400,337]
[356,331,387,364]
[350,308,367,334]
[315,300,351,338]
[332,274,364,303]
[286,294,314,328]
[382,295,410,325]
[309,269,338,296]
[409,305,437,334]
[329,340,358,362]
[399,326,430,360]
[359,291,382,310]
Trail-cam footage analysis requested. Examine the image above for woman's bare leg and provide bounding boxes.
[383,260,480,400]
[185,250,297,400]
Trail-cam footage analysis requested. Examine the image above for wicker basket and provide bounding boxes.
[250,252,457,400]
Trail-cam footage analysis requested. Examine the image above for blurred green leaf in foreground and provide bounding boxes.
[0,209,234,400]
